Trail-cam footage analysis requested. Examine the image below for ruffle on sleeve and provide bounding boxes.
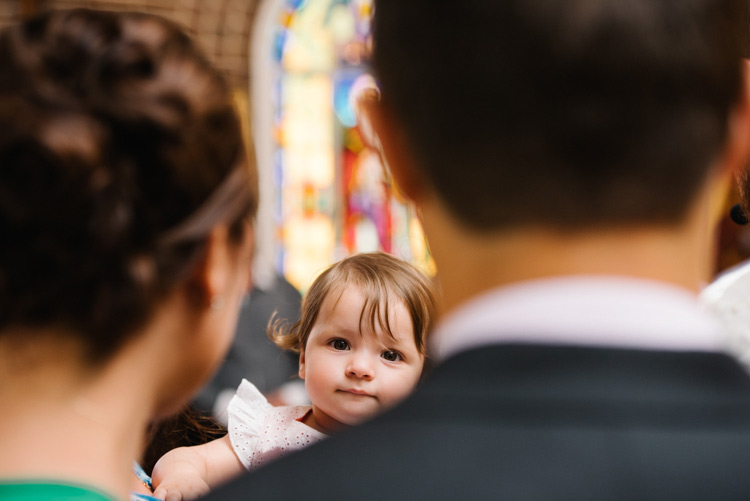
[226,379,273,470]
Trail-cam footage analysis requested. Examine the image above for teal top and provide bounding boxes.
[0,481,116,500]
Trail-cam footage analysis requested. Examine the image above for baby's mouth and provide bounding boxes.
[338,388,374,397]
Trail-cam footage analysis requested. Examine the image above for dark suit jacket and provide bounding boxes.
[202,344,750,500]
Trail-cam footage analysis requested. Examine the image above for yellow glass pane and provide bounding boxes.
[283,213,336,292]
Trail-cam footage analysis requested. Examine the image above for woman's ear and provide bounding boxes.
[186,224,235,309]
[298,349,306,380]
[359,98,425,204]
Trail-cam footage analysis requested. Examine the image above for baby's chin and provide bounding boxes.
[332,392,415,427]
[339,403,399,426]
[334,408,380,427]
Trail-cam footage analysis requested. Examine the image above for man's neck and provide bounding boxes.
[424,207,714,319]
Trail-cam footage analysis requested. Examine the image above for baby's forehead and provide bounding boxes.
[325,280,405,312]
[324,282,412,333]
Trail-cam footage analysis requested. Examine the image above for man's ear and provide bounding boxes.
[360,98,425,203]
[298,349,306,380]
[709,60,750,225]
[725,60,750,182]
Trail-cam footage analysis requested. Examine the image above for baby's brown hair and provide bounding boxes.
[270,252,437,357]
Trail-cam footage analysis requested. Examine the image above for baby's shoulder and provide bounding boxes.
[227,385,324,470]
[226,380,274,469]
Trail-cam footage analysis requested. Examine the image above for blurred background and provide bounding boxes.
[1,0,747,414]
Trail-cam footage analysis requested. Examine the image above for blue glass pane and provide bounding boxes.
[272,28,287,63]
[333,70,361,127]
[286,0,308,11]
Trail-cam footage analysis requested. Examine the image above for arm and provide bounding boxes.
[151,434,244,501]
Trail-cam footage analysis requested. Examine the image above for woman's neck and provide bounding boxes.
[0,334,154,499]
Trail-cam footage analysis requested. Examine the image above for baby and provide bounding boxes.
[152,252,437,500]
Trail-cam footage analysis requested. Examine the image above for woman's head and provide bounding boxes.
[0,9,258,364]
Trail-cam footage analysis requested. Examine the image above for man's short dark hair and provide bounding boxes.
[372,0,747,230]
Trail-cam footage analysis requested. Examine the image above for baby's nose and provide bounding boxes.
[346,354,375,380]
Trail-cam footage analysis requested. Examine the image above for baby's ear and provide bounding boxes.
[298,349,306,380]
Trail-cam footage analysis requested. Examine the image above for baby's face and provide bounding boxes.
[299,284,424,433]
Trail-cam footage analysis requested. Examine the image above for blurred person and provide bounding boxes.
[203,0,750,499]
[702,121,750,372]
[151,252,436,500]
[0,8,257,501]
[192,274,303,422]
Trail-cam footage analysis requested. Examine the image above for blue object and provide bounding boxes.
[273,28,288,63]
[286,0,308,11]
[333,72,359,127]
[131,494,161,501]
[132,462,153,490]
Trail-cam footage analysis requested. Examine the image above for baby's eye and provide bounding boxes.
[381,350,402,362]
[329,339,349,350]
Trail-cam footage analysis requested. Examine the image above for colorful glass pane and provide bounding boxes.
[274,0,435,292]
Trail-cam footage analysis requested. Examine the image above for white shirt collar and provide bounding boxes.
[430,275,722,361]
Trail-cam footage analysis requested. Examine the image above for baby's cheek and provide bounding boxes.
[385,372,421,405]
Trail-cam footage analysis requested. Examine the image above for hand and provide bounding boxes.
[150,434,243,500]
[151,476,210,501]
[151,447,211,501]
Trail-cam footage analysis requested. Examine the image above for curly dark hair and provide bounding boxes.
[0,8,258,362]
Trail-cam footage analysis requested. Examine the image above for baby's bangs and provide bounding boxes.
[355,275,397,341]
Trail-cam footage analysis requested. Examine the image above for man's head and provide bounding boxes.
[370,0,748,231]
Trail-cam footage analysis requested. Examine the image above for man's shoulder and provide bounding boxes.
[203,344,750,501]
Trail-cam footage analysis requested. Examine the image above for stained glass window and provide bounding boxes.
[270,0,435,292]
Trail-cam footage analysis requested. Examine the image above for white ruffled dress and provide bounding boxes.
[227,379,326,471]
